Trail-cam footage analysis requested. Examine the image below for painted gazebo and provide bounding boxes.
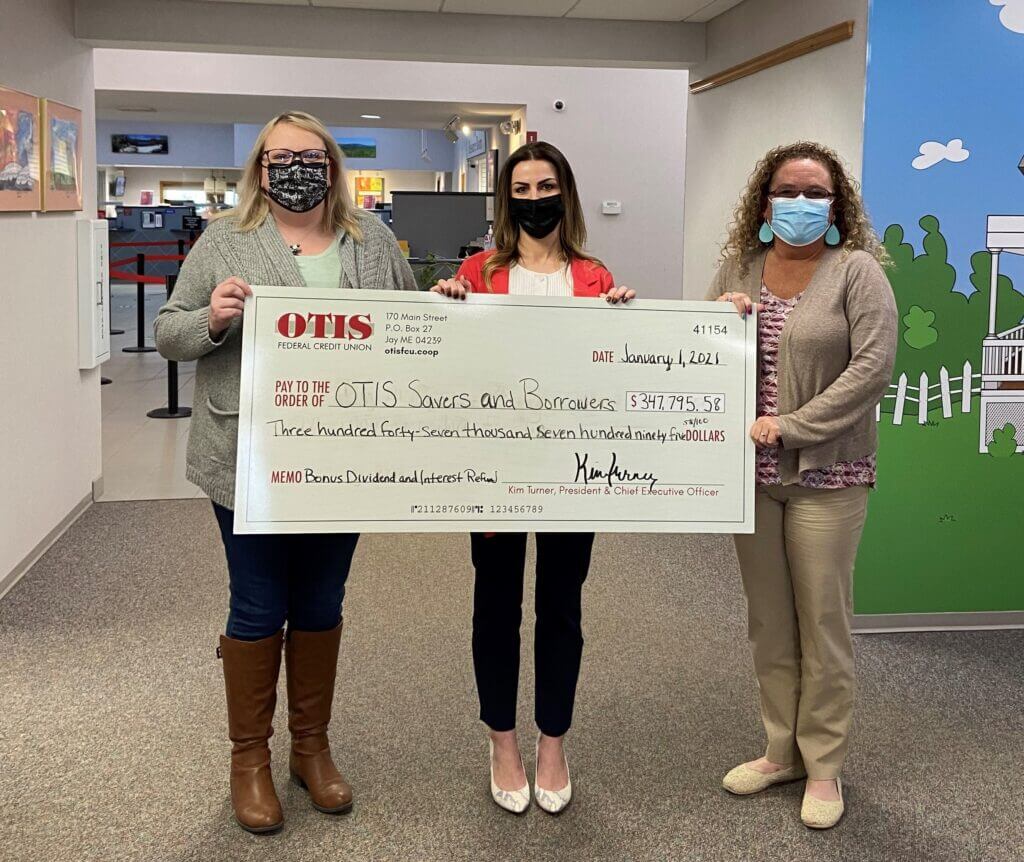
[981,215,1024,452]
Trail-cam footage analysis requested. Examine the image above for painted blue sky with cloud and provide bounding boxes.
[862,0,1024,292]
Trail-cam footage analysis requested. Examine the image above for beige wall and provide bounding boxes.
[0,0,100,584]
[682,0,870,298]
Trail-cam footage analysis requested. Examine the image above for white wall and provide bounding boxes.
[682,0,870,297]
[94,50,689,298]
[0,0,100,582]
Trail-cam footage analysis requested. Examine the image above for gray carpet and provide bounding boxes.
[0,500,1021,862]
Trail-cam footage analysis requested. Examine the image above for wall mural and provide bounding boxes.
[856,0,1024,615]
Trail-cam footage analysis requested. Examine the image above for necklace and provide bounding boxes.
[279,221,320,256]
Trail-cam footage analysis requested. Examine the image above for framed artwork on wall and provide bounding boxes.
[339,137,376,159]
[40,99,82,212]
[0,86,41,212]
[111,134,168,155]
[354,175,384,209]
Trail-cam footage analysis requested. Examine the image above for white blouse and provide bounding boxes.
[507,263,574,297]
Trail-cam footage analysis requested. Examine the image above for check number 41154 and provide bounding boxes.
[626,392,726,413]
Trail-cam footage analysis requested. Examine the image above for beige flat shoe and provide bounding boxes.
[489,739,530,815]
[801,777,844,829]
[722,761,807,795]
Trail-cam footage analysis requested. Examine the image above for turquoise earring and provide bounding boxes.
[825,223,841,246]
[758,221,775,243]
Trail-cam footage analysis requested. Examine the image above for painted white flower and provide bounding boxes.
[912,139,970,171]
[991,0,1024,33]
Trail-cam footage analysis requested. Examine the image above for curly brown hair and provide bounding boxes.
[719,141,890,275]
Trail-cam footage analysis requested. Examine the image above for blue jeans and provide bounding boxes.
[212,503,359,641]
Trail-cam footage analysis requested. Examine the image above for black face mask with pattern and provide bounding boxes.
[265,162,329,213]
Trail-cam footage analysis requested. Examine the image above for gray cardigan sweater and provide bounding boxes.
[154,212,417,508]
[706,248,898,485]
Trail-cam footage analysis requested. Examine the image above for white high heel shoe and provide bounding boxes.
[533,735,572,815]
[488,738,530,815]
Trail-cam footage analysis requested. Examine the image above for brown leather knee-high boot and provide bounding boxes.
[286,621,353,814]
[219,631,285,834]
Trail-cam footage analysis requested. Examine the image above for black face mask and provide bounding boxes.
[265,162,329,213]
[508,194,565,239]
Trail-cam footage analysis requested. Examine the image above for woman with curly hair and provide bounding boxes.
[708,142,897,829]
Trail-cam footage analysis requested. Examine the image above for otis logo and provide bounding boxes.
[276,312,373,340]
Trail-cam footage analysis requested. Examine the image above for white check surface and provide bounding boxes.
[234,288,756,533]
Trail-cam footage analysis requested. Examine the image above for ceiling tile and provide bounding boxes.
[442,0,575,17]
[683,0,746,22]
[200,0,310,5]
[567,0,706,21]
[311,0,443,10]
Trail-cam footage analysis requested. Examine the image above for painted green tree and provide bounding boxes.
[881,215,1024,408]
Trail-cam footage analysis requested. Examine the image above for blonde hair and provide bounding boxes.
[719,141,889,276]
[482,141,601,290]
[220,111,363,242]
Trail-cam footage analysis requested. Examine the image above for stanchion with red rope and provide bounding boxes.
[111,245,188,354]
[147,273,192,420]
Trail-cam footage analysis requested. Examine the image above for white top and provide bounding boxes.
[507,263,574,297]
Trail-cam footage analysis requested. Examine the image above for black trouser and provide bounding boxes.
[470,532,595,738]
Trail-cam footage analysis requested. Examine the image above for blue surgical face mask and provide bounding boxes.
[768,195,833,247]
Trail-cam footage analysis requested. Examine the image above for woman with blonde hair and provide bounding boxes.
[708,142,897,829]
[432,140,634,816]
[155,111,415,834]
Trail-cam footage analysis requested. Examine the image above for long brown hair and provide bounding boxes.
[219,111,363,242]
[719,141,889,276]
[482,141,601,289]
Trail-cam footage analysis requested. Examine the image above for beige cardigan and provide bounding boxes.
[706,248,898,485]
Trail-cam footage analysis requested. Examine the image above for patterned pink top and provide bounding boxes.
[756,284,876,488]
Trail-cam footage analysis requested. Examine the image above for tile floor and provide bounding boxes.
[98,283,204,502]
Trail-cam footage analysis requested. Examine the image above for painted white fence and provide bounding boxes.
[875,361,981,425]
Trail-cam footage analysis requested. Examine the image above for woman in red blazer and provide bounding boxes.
[432,141,634,816]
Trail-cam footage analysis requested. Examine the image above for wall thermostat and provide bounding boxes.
[601,200,623,215]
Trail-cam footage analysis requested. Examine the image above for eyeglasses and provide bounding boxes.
[768,187,834,201]
[261,148,329,167]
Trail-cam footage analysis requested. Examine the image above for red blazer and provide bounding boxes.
[455,249,615,297]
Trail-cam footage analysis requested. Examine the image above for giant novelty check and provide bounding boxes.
[234,288,756,534]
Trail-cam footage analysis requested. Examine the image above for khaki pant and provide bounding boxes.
[733,484,869,780]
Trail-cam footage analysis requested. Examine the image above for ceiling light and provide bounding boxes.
[461,124,471,136]
[361,114,382,120]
